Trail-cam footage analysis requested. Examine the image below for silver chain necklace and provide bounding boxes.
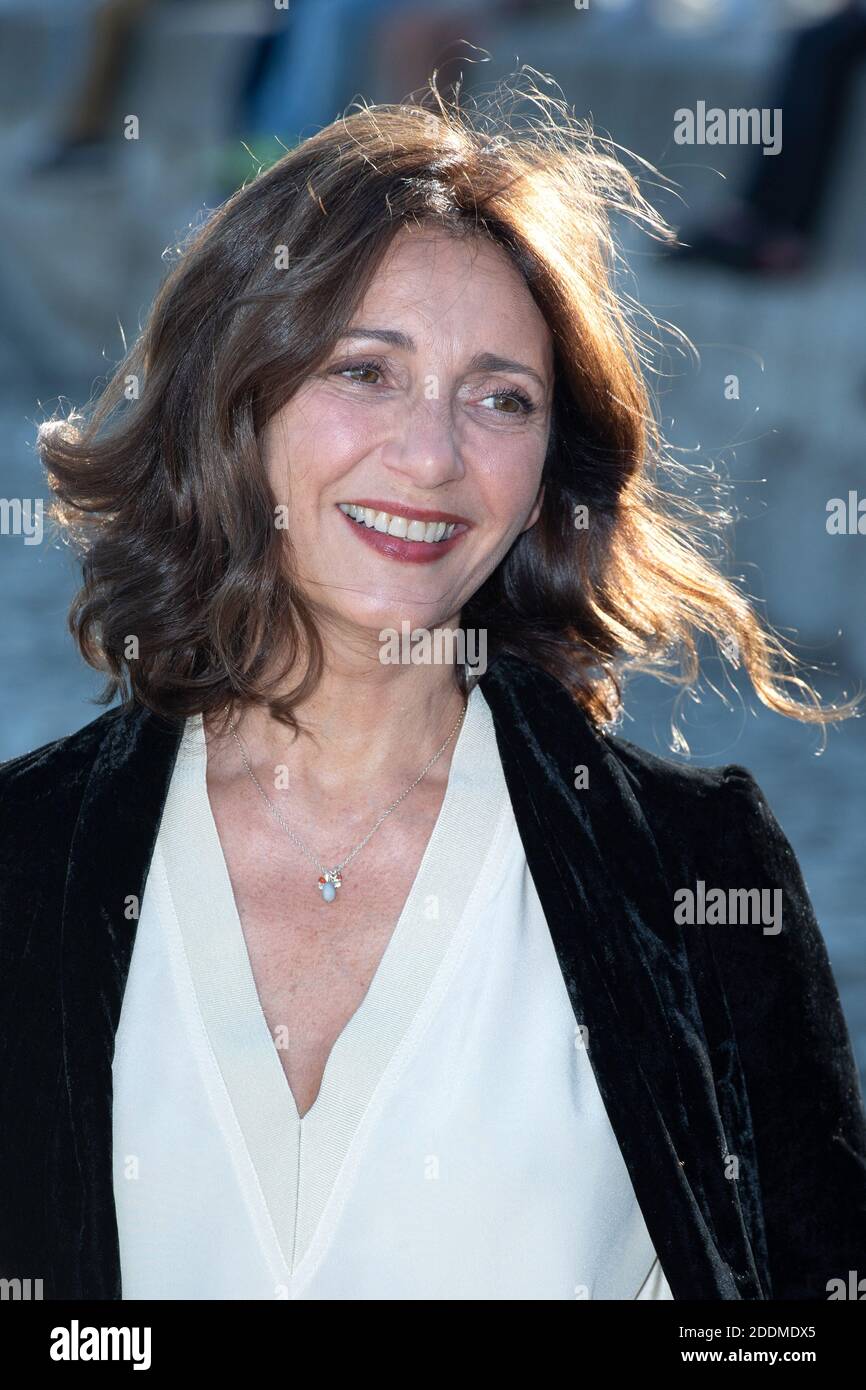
[227,695,469,903]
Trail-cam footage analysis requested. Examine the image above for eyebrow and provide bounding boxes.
[336,327,549,392]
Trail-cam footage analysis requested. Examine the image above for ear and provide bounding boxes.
[521,483,545,534]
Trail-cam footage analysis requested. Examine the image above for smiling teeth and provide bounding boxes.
[338,503,456,543]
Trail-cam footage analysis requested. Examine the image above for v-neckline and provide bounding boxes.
[198,687,484,1129]
[158,682,511,1274]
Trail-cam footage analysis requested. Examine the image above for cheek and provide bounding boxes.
[268,399,375,491]
[474,445,545,526]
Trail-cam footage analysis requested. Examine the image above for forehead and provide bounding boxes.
[354,225,553,368]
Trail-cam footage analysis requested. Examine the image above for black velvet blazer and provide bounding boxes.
[1,651,865,1301]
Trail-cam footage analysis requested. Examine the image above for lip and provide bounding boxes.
[335,502,470,565]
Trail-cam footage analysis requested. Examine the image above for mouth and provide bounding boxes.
[335,500,471,564]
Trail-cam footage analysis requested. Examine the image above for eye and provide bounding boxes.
[332,357,386,385]
[479,386,536,416]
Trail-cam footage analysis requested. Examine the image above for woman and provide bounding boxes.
[2,82,865,1302]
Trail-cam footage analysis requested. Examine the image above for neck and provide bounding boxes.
[210,656,469,803]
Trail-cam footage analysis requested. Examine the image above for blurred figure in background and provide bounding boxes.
[668,0,866,274]
[30,0,537,190]
[229,0,537,189]
[30,0,160,174]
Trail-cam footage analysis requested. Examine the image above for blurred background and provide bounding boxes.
[0,0,864,1084]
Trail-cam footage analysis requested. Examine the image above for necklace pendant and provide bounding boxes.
[317,870,342,903]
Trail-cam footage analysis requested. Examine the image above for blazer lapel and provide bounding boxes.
[48,701,184,1298]
[478,653,764,1300]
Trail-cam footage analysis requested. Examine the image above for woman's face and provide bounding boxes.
[261,225,554,645]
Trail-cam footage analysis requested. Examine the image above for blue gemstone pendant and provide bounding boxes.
[317,870,342,902]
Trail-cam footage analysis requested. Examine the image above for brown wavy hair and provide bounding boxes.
[38,71,859,743]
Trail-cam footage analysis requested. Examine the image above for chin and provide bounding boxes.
[332,582,457,626]
[331,599,462,656]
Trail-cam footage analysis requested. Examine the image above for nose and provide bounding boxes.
[380,393,466,492]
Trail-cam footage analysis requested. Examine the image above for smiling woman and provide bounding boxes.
[258,227,552,616]
[2,74,865,1303]
[33,82,847,736]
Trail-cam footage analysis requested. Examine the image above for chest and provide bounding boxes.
[206,781,447,1117]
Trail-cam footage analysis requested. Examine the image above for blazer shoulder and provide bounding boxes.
[0,706,125,809]
[601,724,760,809]
[599,727,788,879]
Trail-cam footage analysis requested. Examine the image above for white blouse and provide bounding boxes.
[112,682,673,1300]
